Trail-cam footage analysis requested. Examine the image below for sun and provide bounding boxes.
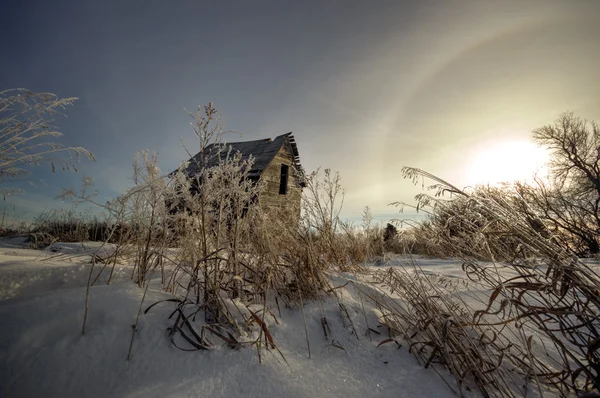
[466,140,549,186]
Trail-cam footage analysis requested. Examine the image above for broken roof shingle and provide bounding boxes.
[178,132,303,179]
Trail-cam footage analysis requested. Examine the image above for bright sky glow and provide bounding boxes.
[466,141,549,186]
[1,1,599,222]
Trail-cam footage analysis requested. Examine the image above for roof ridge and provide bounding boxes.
[177,132,302,179]
[205,137,271,148]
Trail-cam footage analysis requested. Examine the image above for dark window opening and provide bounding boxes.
[279,164,289,195]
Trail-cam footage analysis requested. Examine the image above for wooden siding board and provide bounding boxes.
[258,145,302,219]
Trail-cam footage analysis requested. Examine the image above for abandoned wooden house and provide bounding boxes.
[176,132,305,222]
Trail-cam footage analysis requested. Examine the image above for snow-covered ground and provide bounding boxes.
[0,239,456,398]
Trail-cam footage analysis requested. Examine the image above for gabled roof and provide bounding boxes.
[179,133,304,179]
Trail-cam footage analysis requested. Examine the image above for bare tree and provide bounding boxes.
[0,88,94,196]
[517,113,600,255]
[533,113,600,195]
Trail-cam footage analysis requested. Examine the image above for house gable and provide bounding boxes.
[256,142,303,212]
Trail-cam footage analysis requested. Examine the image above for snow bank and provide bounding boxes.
[0,243,454,398]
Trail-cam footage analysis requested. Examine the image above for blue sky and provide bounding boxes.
[1,1,599,224]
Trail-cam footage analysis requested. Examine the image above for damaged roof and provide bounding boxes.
[178,132,304,179]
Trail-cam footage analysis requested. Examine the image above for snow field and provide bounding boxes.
[0,241,454,398]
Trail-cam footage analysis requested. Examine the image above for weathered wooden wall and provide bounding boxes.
[258,143,302,222]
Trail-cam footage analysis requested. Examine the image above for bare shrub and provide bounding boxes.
[516,113,599,256]
[0,88,94,196]
[298,168,373,268]
[121,104,326,359]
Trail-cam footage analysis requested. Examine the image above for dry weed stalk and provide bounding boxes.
[387,167,600,397]
[0,88,94,197]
